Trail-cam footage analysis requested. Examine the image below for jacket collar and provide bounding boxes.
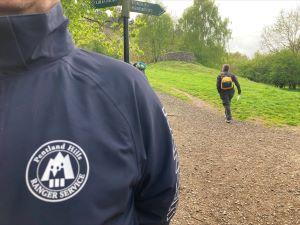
[0,3,74,72]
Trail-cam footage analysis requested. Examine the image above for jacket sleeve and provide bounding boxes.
[232,75,241,94]
[217,75,222,93]
[133,76,179,225]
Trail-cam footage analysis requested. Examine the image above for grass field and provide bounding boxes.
[147,61,300,126]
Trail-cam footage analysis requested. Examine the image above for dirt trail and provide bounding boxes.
[157,92,300,225]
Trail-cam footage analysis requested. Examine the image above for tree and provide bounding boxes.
[261,8,300,54]
[62,1,111,53]
[237,50,300,89]
[270,50,300,89]
[134,13,175,62]
[177,0,231,68]
[61,0,141,60]
[227,52,249,73]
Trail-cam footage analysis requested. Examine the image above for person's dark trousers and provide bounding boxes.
[220,89,235,120]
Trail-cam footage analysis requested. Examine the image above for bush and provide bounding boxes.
[235,50,300,89]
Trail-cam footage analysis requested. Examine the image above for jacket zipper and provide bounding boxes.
[0,80,4,144]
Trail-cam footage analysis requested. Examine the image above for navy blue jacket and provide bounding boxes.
[0,3,179,225]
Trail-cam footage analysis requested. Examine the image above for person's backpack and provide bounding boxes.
[134,62,147,72]
[221,74,234,90]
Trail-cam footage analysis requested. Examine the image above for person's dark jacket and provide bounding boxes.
[0,3,179,225]
[216,72,241,94]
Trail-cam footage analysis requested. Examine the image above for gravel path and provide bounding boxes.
[157,92,300,225]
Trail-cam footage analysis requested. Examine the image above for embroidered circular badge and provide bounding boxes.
[26,140,89,203]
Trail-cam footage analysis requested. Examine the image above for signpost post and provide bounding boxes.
[122,0,131,63]
[93,0,165,63]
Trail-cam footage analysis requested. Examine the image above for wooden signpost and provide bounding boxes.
[92,0,165,63]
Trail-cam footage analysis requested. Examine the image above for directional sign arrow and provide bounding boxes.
[131,1,165,16]
[93,0,121,8]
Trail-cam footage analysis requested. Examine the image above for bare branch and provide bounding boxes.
[261,8,300,54]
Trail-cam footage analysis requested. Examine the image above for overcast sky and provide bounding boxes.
[158,0,300,57]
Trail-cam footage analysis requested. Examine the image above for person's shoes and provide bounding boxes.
[226,119,231,123]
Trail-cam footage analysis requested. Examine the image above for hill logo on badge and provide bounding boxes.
[25,140,89,202]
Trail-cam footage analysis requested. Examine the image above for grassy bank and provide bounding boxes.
[147,61,300,126]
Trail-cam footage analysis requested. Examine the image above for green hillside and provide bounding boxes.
[147,61,300,126]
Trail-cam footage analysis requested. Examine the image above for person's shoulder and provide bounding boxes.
[62,48,156,107]
[230,73,238,79]
[64,48,144,84]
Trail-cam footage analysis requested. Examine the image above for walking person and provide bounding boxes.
[133,61,148,80]
[0,1,179,224]
[133,61,147,74]
[217,64,241,123]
